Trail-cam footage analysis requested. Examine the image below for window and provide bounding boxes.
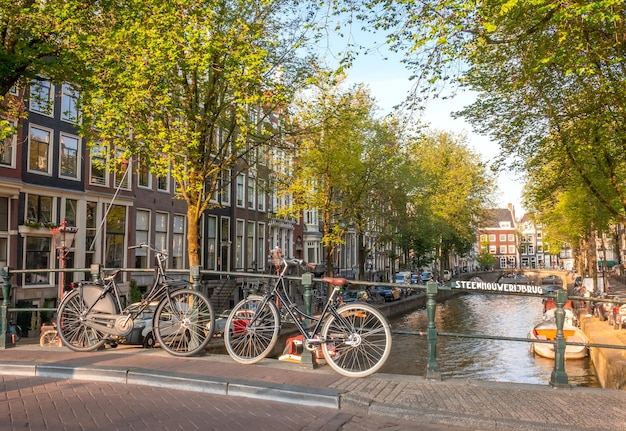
[499,245,506,254]
[257,222,265,271]
[135,210,150,268]
[85,202,97,267]
[0,198,7,268]
[0,198,7,231]
[64,199,77,226]
[479,234,487,242]
[138,158,150,188]
[220,216,231,271]
[59,134,80,179]
[499,234,506,241]
[155,212,168,255]
[26,194,53,225]
[90,146,107,186]
[114,153,130,189]
[29,80,53,115]
[0,119,16,167]
[221,169,231,206]
[247,221,255,269]
[61,84,79,123]
[247,177,255,209]
[236,174,245,207]
[25,237,51,285]
[489,245,496,254]
[257,179,266,211]
[157,170,169,191]
[508,234,515,242]
[28,125,51,173]
[206,215,217,270]
[105,205,126,268]
[172,215,185,269]
[508,245,516,254]
[235,219,244,269]
[488,234,496,242]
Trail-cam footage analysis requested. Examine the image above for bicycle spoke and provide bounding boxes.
[155,290,214,357]
[224,295,280,364]
[321,304,392,378]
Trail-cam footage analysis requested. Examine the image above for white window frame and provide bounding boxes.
[89,145,108,187]
[0,118,16,168]
[236,174,245,208]
[61,83,80,124]
[59,132,81,180]
[29,80,54,116]
[27,124,53,175]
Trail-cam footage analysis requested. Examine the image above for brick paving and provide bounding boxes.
[2,276,626,430]
[1,342,625,431]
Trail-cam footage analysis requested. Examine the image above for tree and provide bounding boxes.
[331,1,626,226]
[405,129,495,274]
[77,0,316,267]
[280,74,383,277]
[0,0,97,135]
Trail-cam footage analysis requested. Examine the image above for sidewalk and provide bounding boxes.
[1,342,625,431]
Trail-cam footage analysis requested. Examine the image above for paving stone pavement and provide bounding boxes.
[1,343,625,431]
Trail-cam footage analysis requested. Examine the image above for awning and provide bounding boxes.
[599,260,617,267]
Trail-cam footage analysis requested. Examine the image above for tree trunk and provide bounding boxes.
[187,206,201,269]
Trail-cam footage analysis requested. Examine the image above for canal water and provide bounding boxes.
[380,292,600,387]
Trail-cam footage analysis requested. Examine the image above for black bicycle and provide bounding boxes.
[223,256,392,377]
[56,244,215,357]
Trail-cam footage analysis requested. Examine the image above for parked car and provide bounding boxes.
[395,272,411,284]
[341,289,365,303]
[120,301,159,348]
[212,310,231,337]
[420,271,434,284]
[376,285,402,302]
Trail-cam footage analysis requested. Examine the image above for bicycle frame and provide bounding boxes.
[253,258,347,347]
[69,245,189,336]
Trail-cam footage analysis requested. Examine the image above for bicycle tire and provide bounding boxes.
[40,329,59,347]
[56,289,108,351]
[320,303,392,378]
[224,295,280,364]
[154,289,215,357]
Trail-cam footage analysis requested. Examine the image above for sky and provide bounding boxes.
[323,27,527,217]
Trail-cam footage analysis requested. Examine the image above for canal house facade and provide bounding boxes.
[0,79,310,327]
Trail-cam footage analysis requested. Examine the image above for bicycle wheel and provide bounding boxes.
[224,295,280,364]
[154,289,215,357]
[40,330,59,347]
[56,289,108,351]
[321,303,392,378]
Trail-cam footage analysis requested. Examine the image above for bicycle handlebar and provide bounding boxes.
[129,243,168,257]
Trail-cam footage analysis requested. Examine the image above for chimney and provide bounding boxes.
[508,203,516,222]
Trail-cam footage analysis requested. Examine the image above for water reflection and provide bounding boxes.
[381,293,599,387]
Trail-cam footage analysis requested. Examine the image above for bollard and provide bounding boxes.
[550,289,570,387]
[90,263,102,283]
[300,272,316,369]
[190,265,201,291]
[1,267,12,349]
[425,281,441,380]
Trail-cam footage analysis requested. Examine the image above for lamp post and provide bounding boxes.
[50,220,78,303]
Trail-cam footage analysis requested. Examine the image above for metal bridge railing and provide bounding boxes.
[2,267,624,388]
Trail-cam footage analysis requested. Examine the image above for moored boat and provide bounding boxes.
[528,320,589,359]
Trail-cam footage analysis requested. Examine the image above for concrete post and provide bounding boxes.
[300,272,316,369]
[1,267,12,349]
[425,281,441,380]
[550,289,570,387]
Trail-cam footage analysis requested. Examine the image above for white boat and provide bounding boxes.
[528,320,589,360]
